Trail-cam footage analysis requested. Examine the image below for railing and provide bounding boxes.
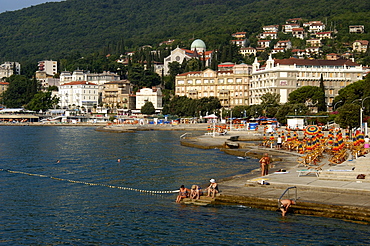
[180,132,192,139]
[278,186,297,207]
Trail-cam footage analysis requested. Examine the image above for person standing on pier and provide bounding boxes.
[259,153,271,176]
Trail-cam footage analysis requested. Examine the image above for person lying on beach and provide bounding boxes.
[190,185,203,199]
[280,199,296,216]
[176,185,190,203]
[206,179,219,198]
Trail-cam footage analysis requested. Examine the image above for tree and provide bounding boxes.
[288,86,325,111]
[260,92,280,107]
[336,104,361,129]
[141,101,156,115]
[2,75,37,108]
[26,91,60,112]
[318,74,326,112]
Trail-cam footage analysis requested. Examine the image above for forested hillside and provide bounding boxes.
[0,0,369,62]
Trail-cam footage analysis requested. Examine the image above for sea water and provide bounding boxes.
[0,126,368,245]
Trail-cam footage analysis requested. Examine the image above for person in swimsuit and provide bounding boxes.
[190,185,203,200]
[280,199,296,216]
[176,185,189,203]
[259,153,271,176]
[206,179,219,198]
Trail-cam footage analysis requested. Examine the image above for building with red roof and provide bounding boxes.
[250,55,363,109]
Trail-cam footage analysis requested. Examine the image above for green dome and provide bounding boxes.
[191,39,206,50]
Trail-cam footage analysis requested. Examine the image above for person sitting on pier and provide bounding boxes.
[206,179,219,198]
[176,185,189,203]
[279,199,296,216]
[190,185,203,200]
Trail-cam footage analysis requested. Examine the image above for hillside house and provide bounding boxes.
[231,39,245,47]
[232,32,247,39]
[240,47,257,56]
[353,40,369,53]
[292,28,306,39]
[306,39,322,47]
[257,40,272,49]
[263,25,279,32]
[274,40,292,50]
[315,31,333,40]
[349,25,365,34]
[258,32,277,39]
[283,24,300,33]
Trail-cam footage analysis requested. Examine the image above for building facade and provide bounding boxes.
[0,62,20,79]
[58,81,99,110]
[102,80,136,110]
[250,56,363,107]
[136,87,163,110]
[38,60,57,76]
[353,40,369,53]
[175,64,252,109]
[163,39,214,75]
[60,70,121,105]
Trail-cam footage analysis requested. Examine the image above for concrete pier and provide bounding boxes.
[180,130,370,223]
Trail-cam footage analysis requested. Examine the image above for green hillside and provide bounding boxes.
[0,0,369,62]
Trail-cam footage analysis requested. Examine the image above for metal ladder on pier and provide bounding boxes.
[180,132,192,139]
[278,186,297,207]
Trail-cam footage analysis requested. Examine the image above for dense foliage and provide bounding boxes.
[141,101,156,115]
[1,75,38,108]
[0,0,368,64]
[163,96,221,117]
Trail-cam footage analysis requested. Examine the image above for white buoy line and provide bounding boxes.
[0,168,179,194]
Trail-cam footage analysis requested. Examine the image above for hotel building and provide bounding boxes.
[175,64,252,109]
[250,55,363,107]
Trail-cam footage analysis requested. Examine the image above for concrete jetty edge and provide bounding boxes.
[91,124,370,223]
[179,132,370,224]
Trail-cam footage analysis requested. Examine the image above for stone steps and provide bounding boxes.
[319,170,370,182]
[181,196,216,206]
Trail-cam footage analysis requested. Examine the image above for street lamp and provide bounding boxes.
[360,97,370,133]
[333,100,342,111]
[352,99,363,131]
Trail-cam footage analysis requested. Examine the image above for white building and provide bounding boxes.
[163,39,214,75]
[58,81,99,110]
[38,60,57,76]
[59,70,120,85]
[263,25,279,32]
[0,62,20,78]
[240,47,257,56]
[231,39,245,47]
[353,40,369,53]
[136,87,163,110]
[349,25,365,34]
[60,70,121,104]
[250,55,363,106]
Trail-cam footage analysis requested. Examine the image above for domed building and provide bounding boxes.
[190,39,206,53]
[163,39,214,75]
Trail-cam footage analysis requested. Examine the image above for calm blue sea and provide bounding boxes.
[0,126,368,245]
